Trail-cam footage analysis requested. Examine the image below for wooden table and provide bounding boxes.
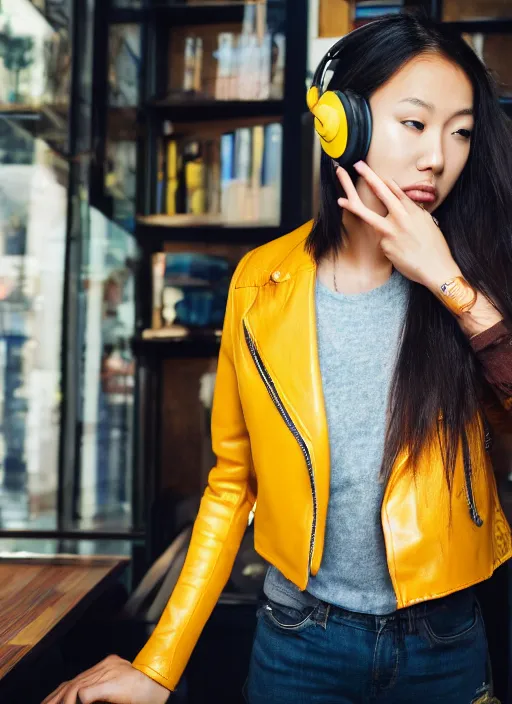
[0,554,129,686]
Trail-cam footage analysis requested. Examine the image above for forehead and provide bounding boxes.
[371,53,474,111]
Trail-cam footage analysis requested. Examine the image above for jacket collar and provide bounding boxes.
[235,220,316,290]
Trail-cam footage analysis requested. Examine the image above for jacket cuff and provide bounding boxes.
[131,662,174,693]
[470,319,512,355]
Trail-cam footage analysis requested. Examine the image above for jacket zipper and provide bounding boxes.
[483,416,492,453]
[461,429,483,527]
[243,321,317,573]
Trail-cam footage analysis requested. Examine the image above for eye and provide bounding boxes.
[455,129,472,139]
[402,120,424,131]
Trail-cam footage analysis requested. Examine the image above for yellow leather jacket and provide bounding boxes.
[132,221,512,691]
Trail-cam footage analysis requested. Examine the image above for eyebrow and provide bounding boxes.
[398,97,473,117]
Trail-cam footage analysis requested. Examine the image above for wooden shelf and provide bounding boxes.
[110,1,274,25]
[141,325,222,340]
[138,213,278,227]
[136,214,281,247]
[133,330,222,358]
[145,98,283,122]
[442,18,512,33]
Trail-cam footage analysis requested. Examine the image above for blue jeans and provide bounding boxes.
[244,587,498,703]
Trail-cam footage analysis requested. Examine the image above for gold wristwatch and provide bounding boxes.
[436,276,478,317]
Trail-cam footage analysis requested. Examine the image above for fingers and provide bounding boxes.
[63,684,86,704]
[76,680,122,704]
[337,194,388,232]
[335,165,360,201]
[336,164,388,221]
[42,659,112,704]
[384,176,409,202]
[335,166,386,230]
[352,161,404,213]
[43,675,98,704]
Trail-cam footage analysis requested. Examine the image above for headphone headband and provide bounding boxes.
[311,20,381,92]
[308,21,379,165]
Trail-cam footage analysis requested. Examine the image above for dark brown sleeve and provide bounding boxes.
[470,320,512,411]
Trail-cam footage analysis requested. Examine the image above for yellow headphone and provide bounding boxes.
[307,26,374,166]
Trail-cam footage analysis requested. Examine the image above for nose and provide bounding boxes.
[416,131,445,175]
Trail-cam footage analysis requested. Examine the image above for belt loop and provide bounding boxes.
[408,605,414,634]
[321,603,331,629]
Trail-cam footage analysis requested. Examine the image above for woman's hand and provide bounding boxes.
[336,160,461,289]
[41,654,170,704]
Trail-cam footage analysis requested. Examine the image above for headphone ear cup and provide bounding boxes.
[335,90,372,168]
[310,89,349,159]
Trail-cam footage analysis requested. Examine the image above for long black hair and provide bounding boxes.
[305,11,512,490]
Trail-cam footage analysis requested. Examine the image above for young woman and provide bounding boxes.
[44,12,512,704]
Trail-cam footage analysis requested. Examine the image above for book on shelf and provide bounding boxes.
[152,253,166,330]
[204,138,221,215]
[270,33,286,100]
[151,251,234,331]
[168,2,284,103]
[220,131,236,218]
[160,122,282,226]
[353,1,403,27]
[184,141,206,214]
[260,122,282,225]
[165,140,179,216]
[215,33,235,100]
[182,35,205,94]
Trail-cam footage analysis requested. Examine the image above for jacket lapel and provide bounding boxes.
[243,228,330,572]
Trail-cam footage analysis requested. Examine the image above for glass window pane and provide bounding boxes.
[76,208,136,532]
[443,0,512,21]
[106,134,138,232]
[0,124,67,530]
[106,25,140,233]
[0,0,71,154]
[109,24,141,108]
[463,32,512,96]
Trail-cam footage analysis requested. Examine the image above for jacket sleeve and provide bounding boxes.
[470,319,512,435]
[132,254,256,691]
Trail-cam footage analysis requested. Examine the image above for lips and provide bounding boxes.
[402,183,437,204]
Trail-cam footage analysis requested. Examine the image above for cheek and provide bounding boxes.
[439,147,471,200]
[365,119,409,169]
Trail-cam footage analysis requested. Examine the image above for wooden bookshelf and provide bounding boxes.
[319,0,352,38]
[123,0,309,572]
[110,2,268,25]
[146,98,284,121]
[136,219,281,248]
[442,18,512,32]
[133,327,222,360]
[442,0,512,22]
[137,213,279,227]
[141,325,222,340]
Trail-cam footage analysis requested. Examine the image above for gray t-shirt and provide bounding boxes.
[264,267,410,615]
